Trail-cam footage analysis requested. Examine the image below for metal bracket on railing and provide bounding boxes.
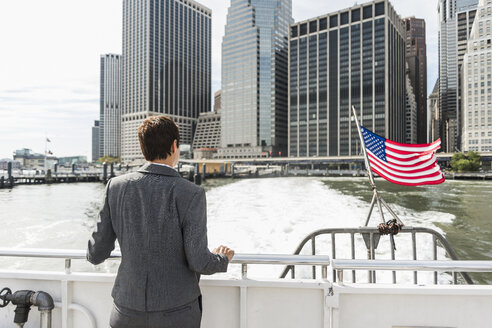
[241,264,248,279]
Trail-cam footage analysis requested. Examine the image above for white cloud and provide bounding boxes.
[0,0,440,159]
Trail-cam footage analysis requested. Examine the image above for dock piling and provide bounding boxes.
[7,162,12,180]
[103,163,108,183]
[46,169,53,184]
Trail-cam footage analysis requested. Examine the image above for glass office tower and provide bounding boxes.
[220,0,293,159]
[121,0,211,163]
[289,0,406,157]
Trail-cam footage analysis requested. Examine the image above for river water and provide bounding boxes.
[0,177,491,284]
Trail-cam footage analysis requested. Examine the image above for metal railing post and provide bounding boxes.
[337,269,344,285]
[241,264,248,279]
[311,237,316,279]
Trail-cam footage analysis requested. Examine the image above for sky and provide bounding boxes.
[0,0,439,161]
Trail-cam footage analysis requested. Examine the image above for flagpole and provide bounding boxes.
[351,106,403,228]
[350,106,385,223]
[44,133,47,172]
[350,106,377,189]
[351,106,395,227]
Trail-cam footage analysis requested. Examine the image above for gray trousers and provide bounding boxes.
[110,297,202,328]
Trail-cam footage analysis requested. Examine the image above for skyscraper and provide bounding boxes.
[462,0,492,152]
[438,0,478,152]
[405,70,418,144]
[404,17,427,143]
[214,90,221,112]
[121,0,211,163]
[92,120,100,162]
[219,0,293,159]
[100,54,121,158]
[288,0,406,157]
[429,79,441,143]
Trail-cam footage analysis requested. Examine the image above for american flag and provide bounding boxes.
[361,127,445,186]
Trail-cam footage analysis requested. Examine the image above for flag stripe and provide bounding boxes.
[385,146,439,157]
[367,150,437,171]
[370,156,439,175]
[385,150,433,161]
[371,166,445,186]
[370,160,443,179]
[386,139,441,152]
[385,151,434,166]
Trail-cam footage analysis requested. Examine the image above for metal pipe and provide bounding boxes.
[351,106,377,188]
[39,311,52,328]
[364,194,377,226]
[375,194,386,224]
[0,249,331,266]
[379,197,403,225]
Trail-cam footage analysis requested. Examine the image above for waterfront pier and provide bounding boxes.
[2,152,492,189]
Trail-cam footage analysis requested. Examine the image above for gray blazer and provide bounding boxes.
[87,163,229,312]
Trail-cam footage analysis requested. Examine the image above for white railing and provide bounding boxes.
[332,259,492,284]
[3,248,492,281]
[0,248,332,279]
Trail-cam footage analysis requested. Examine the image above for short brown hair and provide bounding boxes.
[138,116,180,161]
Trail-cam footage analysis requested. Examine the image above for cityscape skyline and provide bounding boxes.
[0,0,440,160]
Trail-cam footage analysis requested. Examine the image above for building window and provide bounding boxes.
[363,5,372,19]
[352,8,361,22]
[300,23,307,36]
[291,26,298,38]
[330,15,338,28]
[341,12,349,25]
[375,2,385,16]
[309,20,317,33]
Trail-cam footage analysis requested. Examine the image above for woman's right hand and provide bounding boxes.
[213,245,235,262]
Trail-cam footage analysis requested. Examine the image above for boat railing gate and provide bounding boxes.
[279,226,474,285]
